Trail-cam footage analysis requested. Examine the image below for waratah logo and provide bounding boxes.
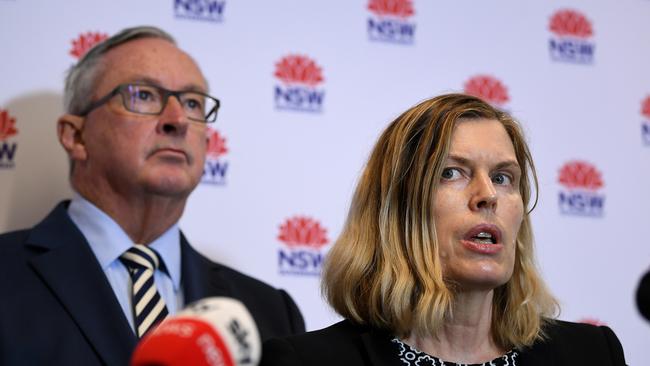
[174,0,225,23]
[641,96,650,146]
[368,0,414,17]
[70,31,109,59]
[642,96,650,119]
[274,55,324,86]
[548,9,595,64]
[0,109,19,169]
[558,160,605,217]
[274,55,325,113]
[367,0,416,44]
[463,75,510,108]
[578,318,607,327]
[277,216,329,276]
[202,128,229,185]
[550,10,593,37]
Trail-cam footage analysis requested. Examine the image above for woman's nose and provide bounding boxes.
[469,173,497,212]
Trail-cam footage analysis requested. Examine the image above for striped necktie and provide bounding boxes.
[119,244,169,337]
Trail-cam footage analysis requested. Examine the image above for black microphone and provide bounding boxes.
[636,270,650,322]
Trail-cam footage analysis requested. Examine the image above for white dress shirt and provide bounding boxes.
[67,193,183,332]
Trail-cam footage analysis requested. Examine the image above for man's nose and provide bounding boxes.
[157,95,188,135]
[468,173,497,212]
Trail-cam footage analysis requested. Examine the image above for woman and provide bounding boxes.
[261,94,626,365]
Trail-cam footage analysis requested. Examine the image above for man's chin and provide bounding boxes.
[143,175,200,198]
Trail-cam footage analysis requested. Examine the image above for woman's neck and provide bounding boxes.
[403,290,506,364]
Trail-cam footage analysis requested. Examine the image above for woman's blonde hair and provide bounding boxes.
[322,93,558,349]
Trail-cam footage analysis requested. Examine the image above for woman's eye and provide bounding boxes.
[492,173,512,185]
[441,168,461,180]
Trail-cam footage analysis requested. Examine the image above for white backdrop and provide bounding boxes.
[1,1,649,364]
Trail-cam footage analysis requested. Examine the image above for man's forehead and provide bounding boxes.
[97,38,208,92]
[118,75,207,93]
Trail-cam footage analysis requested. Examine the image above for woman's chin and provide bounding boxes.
[450,269,513,292]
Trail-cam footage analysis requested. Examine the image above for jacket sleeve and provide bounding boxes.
[599,326,627,366]
[279,289,306,334]
[260,337,303,366]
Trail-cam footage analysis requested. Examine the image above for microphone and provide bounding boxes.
[131,297,261,366]
[637,270,650,322]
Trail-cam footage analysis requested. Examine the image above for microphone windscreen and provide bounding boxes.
[637,270,650,322]
[131,297,261,366]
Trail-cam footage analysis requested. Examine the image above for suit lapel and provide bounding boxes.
[180,233,231,304]
[27,203,136,366]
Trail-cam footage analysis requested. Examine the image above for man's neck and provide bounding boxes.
[73,183,186,244]
[403,290,504,364]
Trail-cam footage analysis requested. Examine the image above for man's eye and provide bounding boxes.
[492,173,512,185]
[184,98,204,110]
[134,90,156,102]
[441,168,461,180]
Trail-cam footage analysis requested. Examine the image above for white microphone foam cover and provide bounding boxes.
[179,297,261,365]
[131,297,261,366]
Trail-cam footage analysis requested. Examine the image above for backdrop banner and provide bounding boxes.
[1,1,648,364]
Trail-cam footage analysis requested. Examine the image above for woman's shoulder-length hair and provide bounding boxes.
[322,93,559,349]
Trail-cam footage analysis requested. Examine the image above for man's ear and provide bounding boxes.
[57,114,87,161]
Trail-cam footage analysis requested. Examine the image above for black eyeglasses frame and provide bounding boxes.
[78,83,220,123]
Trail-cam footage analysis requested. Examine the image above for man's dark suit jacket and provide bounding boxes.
[261,319,627,366]
[0,202,305,366]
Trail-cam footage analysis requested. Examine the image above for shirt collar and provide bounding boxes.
[67,192,182,291]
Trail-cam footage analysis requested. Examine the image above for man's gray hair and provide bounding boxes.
[63,26,176,115]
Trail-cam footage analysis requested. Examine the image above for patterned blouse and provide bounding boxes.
[391,337,520,366]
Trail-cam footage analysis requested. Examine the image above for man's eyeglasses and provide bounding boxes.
[79,83,220,123]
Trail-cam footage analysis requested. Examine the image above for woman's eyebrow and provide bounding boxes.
[446,154,520,171]
[494,160,521,171]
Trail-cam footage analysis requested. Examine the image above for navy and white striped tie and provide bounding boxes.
[120,244,169,337]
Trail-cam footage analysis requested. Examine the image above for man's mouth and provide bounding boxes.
[150,147,191,163]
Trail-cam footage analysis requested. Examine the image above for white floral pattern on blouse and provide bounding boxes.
[391,337,519,366]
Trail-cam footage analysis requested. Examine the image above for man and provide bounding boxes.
[0,26,305,365]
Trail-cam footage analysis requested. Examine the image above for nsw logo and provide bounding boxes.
[548,9,595,64]
[463,75,510,109]
[274,55,325,113]
[641,96,650,146]
[0,109,18,169]
[70,31,109,59]
[202,128,229,185]
[277,216,329,276]
[367,0,416,44]
[558,161,605,217]
[174,0,225,23]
